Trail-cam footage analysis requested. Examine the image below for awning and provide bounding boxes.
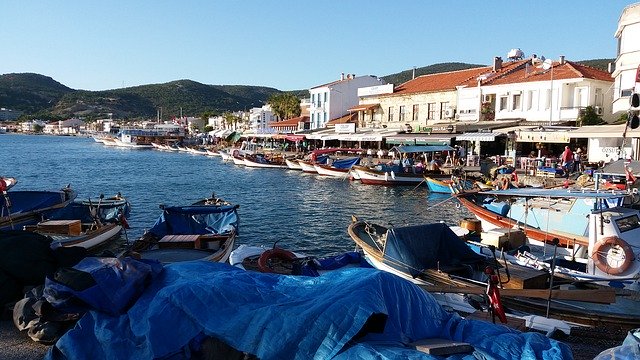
[455,132,505,142]
[306,129,335,140]
[285,134,305,141]
[348,103,380,112]
[391,145,455,154]
[271,134,288,140]
[385,133,455,145]
[516,130,571,143]
[215,129,233,138]
[567,124,628,139]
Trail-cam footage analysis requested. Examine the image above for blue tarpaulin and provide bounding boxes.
[147,204,239,238]
[47,261,571,360]
[332,157,360,169]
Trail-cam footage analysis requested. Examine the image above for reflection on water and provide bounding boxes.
[1,134,473,256]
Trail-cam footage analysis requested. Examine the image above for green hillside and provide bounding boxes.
[0,58,617,120]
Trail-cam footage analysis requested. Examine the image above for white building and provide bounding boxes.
[248,105,275,132]
[308,74,385,130]
[457,56,614,123]
[43,118,85,134]
[20,119,46,132]
[612,2,640,114]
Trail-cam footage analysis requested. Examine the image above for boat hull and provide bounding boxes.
[314,164,351,178]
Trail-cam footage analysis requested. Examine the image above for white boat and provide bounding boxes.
[219,150,233,161]
[205,149,220,157]
[351,165,431,185]
[232,155,246,166]
[458,188,640,289]
[313,157,360,178]
[298,160,318,173]
[243,155,288,169]
[285,158,302,170]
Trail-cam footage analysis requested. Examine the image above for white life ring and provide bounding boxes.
[591,236,634,275]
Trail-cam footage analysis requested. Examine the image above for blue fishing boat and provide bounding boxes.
[30,193,131,250]
[425,176,473,194]
[131,196,239,263]
[0,180,76,231]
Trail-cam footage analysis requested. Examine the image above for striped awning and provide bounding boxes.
[455,132,504,141]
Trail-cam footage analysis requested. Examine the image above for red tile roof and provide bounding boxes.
[393,66,491,95]
[327,113,357,125]
[474,60,613,86]
[269,116,309,128]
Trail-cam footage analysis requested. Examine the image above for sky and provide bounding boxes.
[1,1,635,92]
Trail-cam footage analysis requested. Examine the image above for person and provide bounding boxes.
[402,155,411,173]
[573,148,582,173]
[529,151,537,158]
[429,156,442,171]
[560,146,574,175]
[377,148,385,159]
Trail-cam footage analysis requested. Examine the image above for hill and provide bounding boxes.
[0,58,617,120]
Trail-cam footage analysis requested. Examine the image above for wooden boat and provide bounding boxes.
[352,165,449,186]
[313,157,360,178]
[348,218,640,330]
[130,197,239,263]
[285,158,302,170]
[457,188,640,289]
[425,177,473,194]
[243,154,288,169]
[26,193,131,251]
[1,183,76,231]
[297,160,319,173]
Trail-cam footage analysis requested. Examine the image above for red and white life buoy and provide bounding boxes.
[257,248,298,273]
[591,236,634,275]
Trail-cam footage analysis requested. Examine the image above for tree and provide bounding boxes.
[33,124,44,133]
[223,112,240,130]
[577,106,604,126]
[268,93,301,120]
[204,125,213,132]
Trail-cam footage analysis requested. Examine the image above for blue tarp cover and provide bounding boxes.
[332,157,360,169]
[47,261,570,360]
[147,204,239,238]
[1,190,69,216]
[47,198,130,224]
[384,223,485,277]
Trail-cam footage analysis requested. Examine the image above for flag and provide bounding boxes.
[119,212,130,229]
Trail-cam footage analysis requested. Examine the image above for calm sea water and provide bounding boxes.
[0,134,473,255]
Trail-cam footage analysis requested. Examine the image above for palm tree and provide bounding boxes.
[268,93,301,120]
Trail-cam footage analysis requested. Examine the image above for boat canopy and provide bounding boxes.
[46,261,570,359]
[1,190,74,216]
[331,157,360,169]
[48,197,131,224]
[383,223,484,278]
[146,204,239,238]
[480,188,630,200]
[390,145,454,154]
[310,148,363,156]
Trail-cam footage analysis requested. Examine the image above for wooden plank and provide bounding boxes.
[417,284,616,304]
[37,220,81,236]
[410,338,474,356]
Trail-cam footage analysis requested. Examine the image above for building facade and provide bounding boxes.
[612,2,640,114]
[308,74,384,130]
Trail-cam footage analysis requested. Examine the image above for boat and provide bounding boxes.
[27,193,131,251]
[457,188,640,289]
[205,149,221,157]
[229,244,367,275]
[231,154,246,166]
[218,149,233,161]
[130,197,239,263]
[425,176,473,194]
[1,183,76,231]
[298,159,319,173]
[284,157,302,170]
[352,165,448,186]
[347,218,640,330]
[313,157,360,178]
[243,154,288,169]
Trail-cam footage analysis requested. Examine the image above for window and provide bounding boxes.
[427,103,436,120]
[439,102,449,119]
[512,94,521,110]
[311,94,315,105]
[324,112,327,123]
[399,105,406,121]
[324,92,328,102]
[412,104,419,121]
[388,107,394,122]
[499,96,508,111]
[545,89,552,110]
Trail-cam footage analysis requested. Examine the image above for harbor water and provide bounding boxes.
[1,134,473,255]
